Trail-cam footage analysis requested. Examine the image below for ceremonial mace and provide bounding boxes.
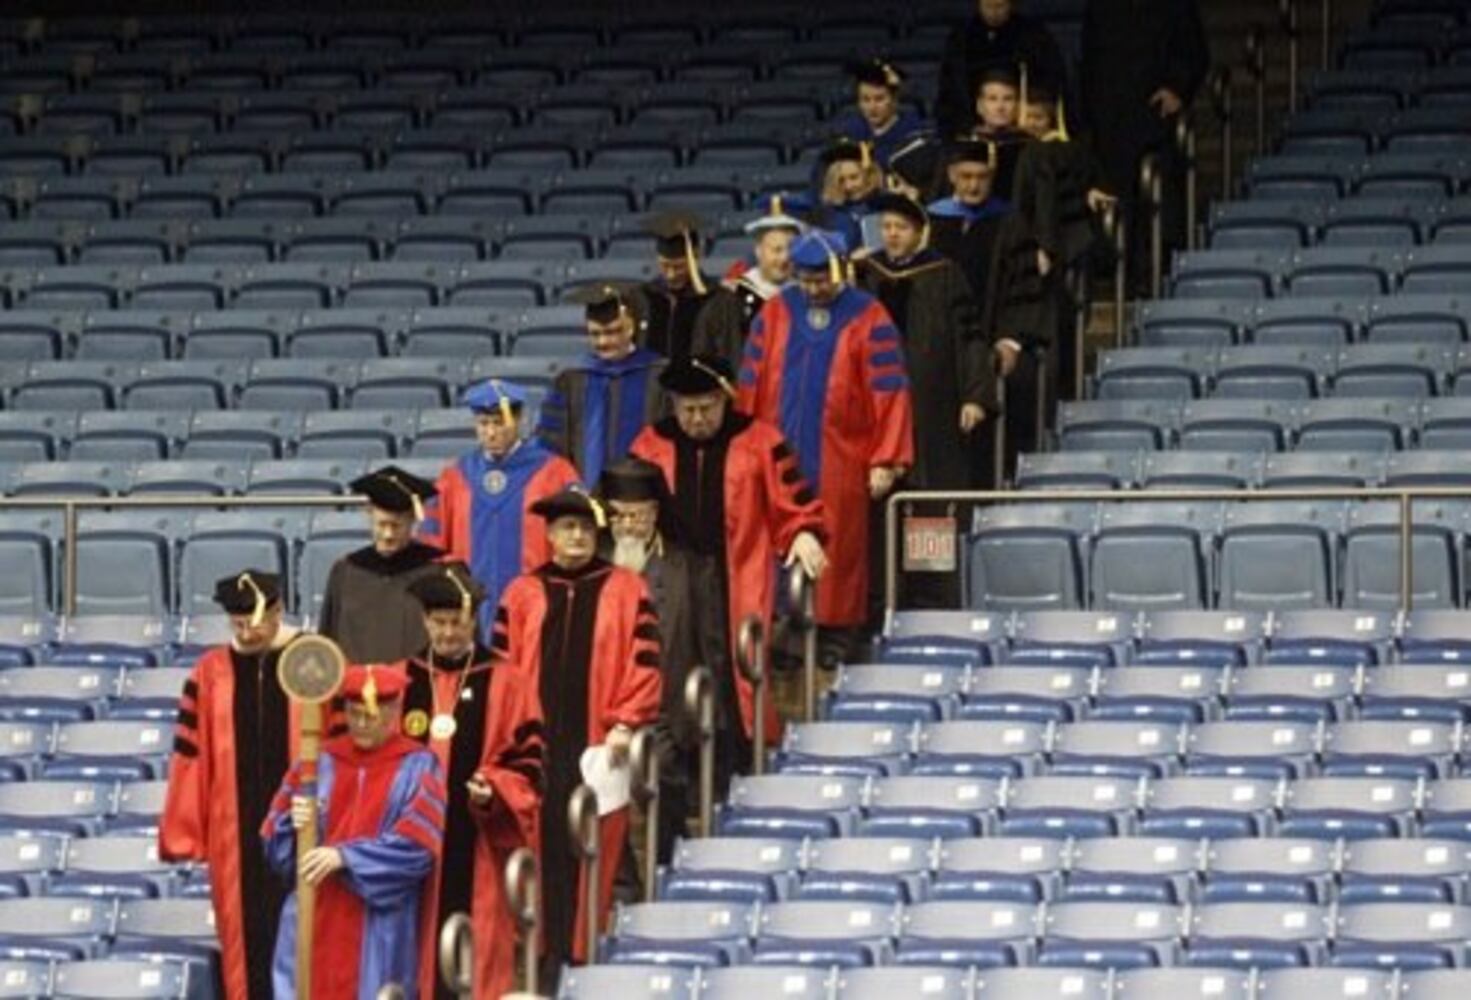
[276,634,347,1000]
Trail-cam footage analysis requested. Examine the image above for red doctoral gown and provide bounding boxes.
[160,638,341,1000]
[396,649,514,1000]
[480,559,662,975]
[737,285,915,626]
[631,412,826,738]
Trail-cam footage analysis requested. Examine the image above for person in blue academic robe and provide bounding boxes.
[263,665,444,1000]
[419,379,580,633]
[832,58,927,169]
[538,283,669,483]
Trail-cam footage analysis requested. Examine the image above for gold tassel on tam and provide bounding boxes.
[237,572,266,627]
[570,486,608,529]
[824,233,843,287]
[1054,96,1070,142]
[683,230,708,295]
[446,567,474,625]
[986,140,998,171]
[772,194,784,218]
[362,666,379,720]
[859,141,873,172]
[387,474,424,522]
[692,357,737,399]
[1018,61,1029,121]
[490,378,514,425]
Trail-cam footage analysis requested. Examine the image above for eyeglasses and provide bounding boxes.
[606,506,657,525]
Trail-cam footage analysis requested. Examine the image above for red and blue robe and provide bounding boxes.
[263,734,444,1000]
[419,441,579,632]
[738,285,914,627]
[536,349,668,484]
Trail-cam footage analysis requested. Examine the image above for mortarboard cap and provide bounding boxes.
[790,229,850,285]
[946,138,998,169]
[341,663,408,719]
[407,561,484,620]
[597,458,670,505]
[644,209,709,294]
[213,570,282,625]
[530,486,607,529]
[744,192,811,236]
[888,135,942,191]
[461,378,528,423]
[847,57,905,90]
[658,353,737,398]
[978,65,1020,90]
[564,282,638,325]
[349,465,437,520]
[871,191,929,229]
[819,138,874,172]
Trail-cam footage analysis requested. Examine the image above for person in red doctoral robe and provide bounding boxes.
[737,230,914,659]
[397,562,511,1000]
[263,664,443,1000]
[162,570,341,1000]
[631,354,828,788]
[475,487,662,989]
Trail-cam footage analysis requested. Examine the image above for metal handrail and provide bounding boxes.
[1101,204,1127,349]
[437,913,474,1000]
[0,493,364,617]
[882,485,1471,618]
[505,847,539,995]
[1209,66,1235,200]
[1175,116,1199,251]
[1138,153,1163,300]
[1279,0,1302,112]
[1244,26,1268,157]
[736,614,768,770]
[628,726,660,902]
[684,667,715,838]
[786,564,817,722]
[568,783,601,964]
[1321,0,1334,69]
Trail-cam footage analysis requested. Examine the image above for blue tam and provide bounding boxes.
[462,378,528,416]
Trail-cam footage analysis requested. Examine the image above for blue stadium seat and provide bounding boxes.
[1223,665,1359,723]
[1092,667,1225,724]
[999,776,1141,838]
[1118,969,1256,1000]
[1054,400,1177,451]
[1217,502,1344,611]
[1402,970,1471,1000]
[660,837,802,904]
[753,901,899,967]
[1038,901,1183,969]
[776,722,913,777]
[50,959,198,1000]
[861,776,1002,840]
[1048,720,1184,779]
[1249,297,1362,348]
[1385,450,1471,487]
[1136,299,1252,348]
[914,722,1050,780]
[109,897,219,984]
[701,967,832,1000]
[247,457,364,495]
[1014,451,1137,490]
[1261,451,1384,489]
[1186,902,1329,968]
[1360,665,1471,723]
[0,666,118,723]
[895,900,1039,968]
[1202,837,1337,903]
[1090,502,1220,612]
[1281,776,1420,840]
[602,901,755,967]
[1332,902,1471,969]
[1322,722,1460,779]
[1139,451,1259,490]
[1342,501,1464,610]
[0,898,115,960]
[1184,721,1321,779]
[1064,837,1200,904]
[967,504,1094,612]
[46,721,169,781]
[1269,608,1396,666]
[961,666,1093,724]
[718,775,866,839]
[1008,611,1133,669]
[1178,399,1294,451]
[930,837,1067,904]
[1295,398,1417,451]
[298,409,409,460]
[1214,346,1335,400]
[879,610,1006,667]
[71,529,169,618]
[833,967,972,1000]
[1338,838,1471,905]
[0,781,112,837]
[1094,347,1210,400]
[826,664,966,723]
[177,514,290,617]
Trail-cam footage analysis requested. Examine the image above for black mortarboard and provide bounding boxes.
[407,560,485,618]
[597,458,668,504]
[530,486,607,528]
[888,135,942,191]
[349,465,437,519]
[212,569,282,624]
[947,138,998,169]
[871,191,929,229]
[818,138,874,171]
[978,66,1020,90]
[847,57,904,90]
[644,209,710,294]
[564,282,637,325]
[658,354,737,398]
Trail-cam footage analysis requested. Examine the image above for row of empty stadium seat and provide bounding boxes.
[0,613,278,667]
[0,406,491,461]
[966,499,1471,611]
[0,306,595,363]
[594,895,1471,971]
[1209,198,1471,248]
[1306,67,1471,110]
[1169,247,1471,300]
[717,772,1471,841]
[0,165,813,221]
[1056,399,1471,451]
[1282,110,1471,159]
[0,356,563,411]
[0,666,187,725]
[1022,450,1471,488]
[558,965,1471,1000]
[1134,295,1471,348]
[771,720,1471,783]
[0,217,766,272]
[1094,343,1471,399]
[1241,151,1471,202]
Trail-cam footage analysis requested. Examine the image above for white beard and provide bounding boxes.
[611,535,651,573]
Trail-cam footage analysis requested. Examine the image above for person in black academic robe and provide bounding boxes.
[928,140,1051,482]
[859,193,997,609]
[319,465,443,664]
[962,67,1037,203]
[726,196,807,339]
[395,562,507,1000]
[1081,0,1209,279]
[637,210,745,366]
[936,0,1069,138]
[597,459,727,866]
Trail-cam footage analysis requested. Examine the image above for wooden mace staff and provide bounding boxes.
[276,634,347,1000]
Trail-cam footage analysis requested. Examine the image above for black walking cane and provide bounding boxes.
[786,565,817,722]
